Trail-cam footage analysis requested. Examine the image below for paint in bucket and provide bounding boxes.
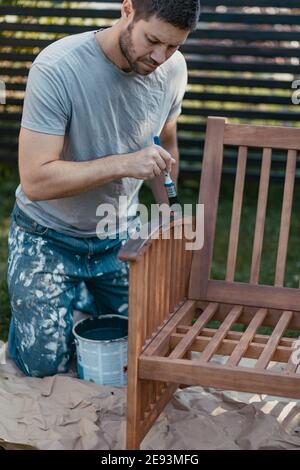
[73,315,128,387]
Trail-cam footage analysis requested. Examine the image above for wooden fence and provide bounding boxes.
[1,0,300,178]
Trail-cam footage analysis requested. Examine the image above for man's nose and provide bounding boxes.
[150,46,167,65]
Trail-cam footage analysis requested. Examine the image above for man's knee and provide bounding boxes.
[17,350,73,377]
[10,335,74,378]
[8,287,76,377]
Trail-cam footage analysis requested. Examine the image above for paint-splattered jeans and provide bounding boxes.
[7,203,133,378]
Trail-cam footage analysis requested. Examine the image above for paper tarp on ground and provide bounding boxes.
[1,357,300,450]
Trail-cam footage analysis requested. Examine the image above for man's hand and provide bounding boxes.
[18,128,176,201]
[122,144,176,180]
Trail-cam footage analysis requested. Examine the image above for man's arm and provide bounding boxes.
[19,128,175,201]
[149,119,179,205]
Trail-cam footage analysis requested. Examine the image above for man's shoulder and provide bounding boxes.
[160,51,187,90]
[166,51,187,73]
[161,51,187,86]
[33,31,93,69]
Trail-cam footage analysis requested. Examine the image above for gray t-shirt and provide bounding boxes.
[17,30,188,237]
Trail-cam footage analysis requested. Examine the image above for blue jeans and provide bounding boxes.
[7,203,133,377]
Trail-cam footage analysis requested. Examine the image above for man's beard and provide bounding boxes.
[119,24,154,75]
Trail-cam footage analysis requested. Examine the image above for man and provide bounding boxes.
[7,0,201,377]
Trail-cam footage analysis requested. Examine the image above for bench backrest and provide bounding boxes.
[189,117,300,311]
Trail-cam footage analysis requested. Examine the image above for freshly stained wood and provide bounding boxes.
[284,353,299,375]
[224,123,300,150]
[275,150,297,287]
[120,118,300,449]
[170,333,293,363]
[250,148,271,284]
[140,384,178,439]
[227,308,268,366]
[226,146,247,282]
[177,325,296,348]
[189,117,226,299]
[197,305,243,363]
[143,300,197,357]
[255,311,293,370]
[169,303,218,359]
[139,356,300,399]
[126,260,146,450]
[204,280,300,312]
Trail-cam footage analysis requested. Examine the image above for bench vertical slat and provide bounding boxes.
[227,308,268,367]
[164,234,172,316]
[141,249,151,416]
[148,245,163,411]
[226,145,248,282]
[143,248,150,343]
[153,236,168,407]
[147,242,159,405]
[275,149,297,287]
[170,235,176,312]
[255,310,293,370]
[175,240,183,303]
[148,243,157,338]
[159,236,167,325]
[180,236,187,300]
[250,147,272,284]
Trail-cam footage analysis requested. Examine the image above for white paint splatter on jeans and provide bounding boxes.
[7,204,133,378]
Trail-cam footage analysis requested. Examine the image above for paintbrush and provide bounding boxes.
[153,136,180,206]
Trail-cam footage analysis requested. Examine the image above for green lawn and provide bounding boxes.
[1,163,299,341]
[0,164,20,340]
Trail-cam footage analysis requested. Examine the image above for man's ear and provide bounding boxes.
[121,0,133,19]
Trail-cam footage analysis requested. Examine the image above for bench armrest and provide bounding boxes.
[119,214,194,262]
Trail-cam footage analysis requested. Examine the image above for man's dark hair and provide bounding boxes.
[131,0,200,31]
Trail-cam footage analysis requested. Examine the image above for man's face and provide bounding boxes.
[119,15,189,75]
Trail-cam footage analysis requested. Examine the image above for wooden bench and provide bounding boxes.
[119,116,300,450]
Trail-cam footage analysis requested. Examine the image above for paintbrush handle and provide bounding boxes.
[153,136,179,205]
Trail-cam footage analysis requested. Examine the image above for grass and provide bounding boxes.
[0,164,20,341]
[1,164,300,341]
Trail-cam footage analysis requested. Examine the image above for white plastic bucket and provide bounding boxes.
[73,315,128,387]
